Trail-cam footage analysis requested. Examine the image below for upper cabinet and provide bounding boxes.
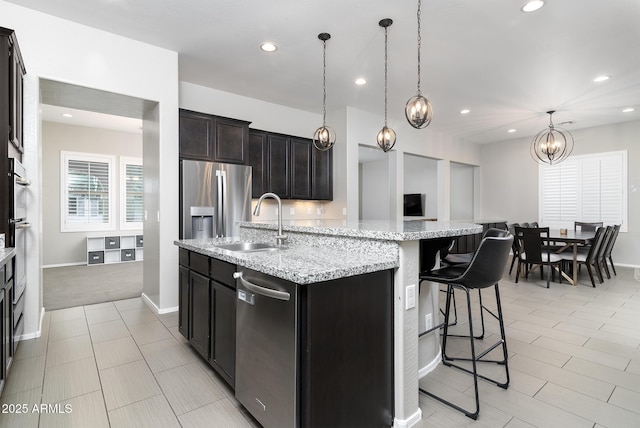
[1,27,26,159]
[179,109,250,165]
[248,130,333,201]
[180,108,332,201]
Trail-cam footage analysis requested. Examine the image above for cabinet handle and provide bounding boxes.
[233,272,290,301]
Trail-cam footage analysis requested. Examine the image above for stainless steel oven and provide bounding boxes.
[9,158,30,306]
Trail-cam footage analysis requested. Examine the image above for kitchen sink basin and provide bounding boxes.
[213,242,279,253]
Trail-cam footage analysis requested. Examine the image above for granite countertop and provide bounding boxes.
[0,247,16,268]
[176,220,482,284]
[175,238,398,285]
[239,219,482,241]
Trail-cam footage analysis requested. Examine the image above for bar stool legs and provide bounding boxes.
[419,283,509,420]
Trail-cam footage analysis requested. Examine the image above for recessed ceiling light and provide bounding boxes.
[355,77,367,86]
[508,129,517,133]
[521,1,545,13]
[260,42,277,52]
[623,107,635,113]
[61,113,73,118]
[460,109,470,115]
[593,75,610,83]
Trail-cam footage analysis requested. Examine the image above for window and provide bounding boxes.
[539,151,627,232]
[120,157,143,230]
[61,151,115,232]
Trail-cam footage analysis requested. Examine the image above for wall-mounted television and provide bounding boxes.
[403,193,424,216]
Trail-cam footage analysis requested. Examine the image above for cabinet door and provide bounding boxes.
[189,271,210,359]
[214,117,249,164]
[178,266,190,339]
[248,131,269,198]
[290,138,312,199]
[179,110,215,161]
[9,42,24,154]
[312,146,333,200]
[0,288,5,391]
[267,135,290,198]
[210,281,236,386]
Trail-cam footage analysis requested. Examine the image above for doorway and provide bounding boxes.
[40,80,155,310]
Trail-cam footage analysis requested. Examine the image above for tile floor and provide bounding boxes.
[0,266,639,427]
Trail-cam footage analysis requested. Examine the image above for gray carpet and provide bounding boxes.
[43,262,143,310]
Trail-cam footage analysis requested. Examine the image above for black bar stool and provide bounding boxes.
[418,230,513,420]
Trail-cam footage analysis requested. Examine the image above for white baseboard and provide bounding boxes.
[43,262,85,269]
[394,407,422,428]
[418,348,442,379]
[18,307,45,341]
[141,293,178,315]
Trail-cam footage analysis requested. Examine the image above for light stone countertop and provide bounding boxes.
[239,219,482,241]
[0,247,16,269]
[175,220,481,284]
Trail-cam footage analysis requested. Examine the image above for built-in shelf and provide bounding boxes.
[87,235,143,265]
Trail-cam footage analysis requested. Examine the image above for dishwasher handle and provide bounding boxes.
[233,272,290,301]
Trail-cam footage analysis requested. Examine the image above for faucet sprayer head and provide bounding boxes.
[253,203,261,216]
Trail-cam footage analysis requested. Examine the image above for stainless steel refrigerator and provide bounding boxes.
[180,160,252,239]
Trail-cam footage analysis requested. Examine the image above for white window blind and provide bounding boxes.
[539,151,627,232]
[61,152,115,232]
[120,157,143,230]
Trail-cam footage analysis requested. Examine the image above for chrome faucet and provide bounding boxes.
[253,192,288,246]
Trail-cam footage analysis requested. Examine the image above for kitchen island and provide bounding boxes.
[175,219,481,427]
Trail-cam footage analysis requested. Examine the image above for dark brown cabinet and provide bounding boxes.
[312,145,333,200]
[290,138,312,199]
[267,134,290,198]
[248,130,333,201]
[0,256,15,397]
[1,27,25,158]
[248,130,268,198]
[179,249,236,387]
[179,109,250,165]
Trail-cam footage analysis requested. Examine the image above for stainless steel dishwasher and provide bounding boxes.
[234,268,298,428]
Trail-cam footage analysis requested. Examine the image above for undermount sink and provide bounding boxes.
[213,242,279,253]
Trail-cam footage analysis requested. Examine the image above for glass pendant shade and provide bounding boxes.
[313,125,336,151]
[313,32,335,151]
[405,94,433,129]
[530,111,574,165]
[376,126,396,152]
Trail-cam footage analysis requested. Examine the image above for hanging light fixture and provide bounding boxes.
[405,0,433,129]
[377,18,396,152]
[313,33,336,151]
[530,110,574,165]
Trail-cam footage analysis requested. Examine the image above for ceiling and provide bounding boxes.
[10,0,640,144]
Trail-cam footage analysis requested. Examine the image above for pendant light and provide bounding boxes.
[530,110,574,165]
[405,0,433,129]
[313,33,336,151]
[377,18,396,152]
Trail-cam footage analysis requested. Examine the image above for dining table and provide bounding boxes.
[547,228,596,285]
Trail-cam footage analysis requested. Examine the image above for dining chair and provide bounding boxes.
[507,223,520,274]
[530,221,539,227]
[602,224,621,276]
[574,221,603,232]
[419,231,513,420]
[514,227,562,288]
[559,226,607,287]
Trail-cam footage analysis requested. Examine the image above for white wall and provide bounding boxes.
[41,122,143,266]
[1,0,179,336]
[360,159,390,220]
[480,119,640,267]
[450,162,474,221]
[403,154,438,219]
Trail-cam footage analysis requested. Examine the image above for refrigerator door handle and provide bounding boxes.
[216,170,226,237]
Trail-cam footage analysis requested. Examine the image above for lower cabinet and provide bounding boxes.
[178,249,236,387]
[0,256,16,397]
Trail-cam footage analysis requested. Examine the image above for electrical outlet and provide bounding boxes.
[290,207,295,215]
[317,207,322,215]
[425,314,433,331]
[342,207,347,216]
[405,284,416,310]
[307,207,312,215]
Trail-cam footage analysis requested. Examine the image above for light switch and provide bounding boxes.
[405,284,416,310]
